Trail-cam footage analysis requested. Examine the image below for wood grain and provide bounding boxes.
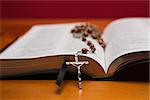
[0,80,149,100]
[0,19,149,100]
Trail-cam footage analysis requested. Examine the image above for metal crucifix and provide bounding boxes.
[66,51,89,89]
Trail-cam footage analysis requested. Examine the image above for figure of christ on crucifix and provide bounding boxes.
[66,51,89,89]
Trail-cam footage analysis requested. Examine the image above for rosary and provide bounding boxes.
[71,23,106,54]
[56,23,106,89]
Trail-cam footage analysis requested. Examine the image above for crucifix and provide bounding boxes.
[66,51,89,89]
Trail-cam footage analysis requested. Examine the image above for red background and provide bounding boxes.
[1,0,149,18]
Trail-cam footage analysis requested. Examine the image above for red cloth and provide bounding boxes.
[1,1,149,18]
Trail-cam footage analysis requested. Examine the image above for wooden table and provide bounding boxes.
[0,19,149,100]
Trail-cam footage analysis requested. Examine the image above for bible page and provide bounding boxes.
[102,18,150,71]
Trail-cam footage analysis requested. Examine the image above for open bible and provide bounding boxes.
[0,18,149,79]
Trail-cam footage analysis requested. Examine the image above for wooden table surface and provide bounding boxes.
[0,19,149,100]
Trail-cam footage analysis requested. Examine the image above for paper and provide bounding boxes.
[103,18,150,71]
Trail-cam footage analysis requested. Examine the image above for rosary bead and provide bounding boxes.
[97,33,101,38]
[81,36,86,42]
[82,48,89,54]
[90,44,94,49]
[98,38,104,44]
[101,43,106,48]
[71,29,76,33]
[87,41,92,46]
[76,28,82,33]
[91,47,96,53]
[83,32,89,37]
[87,28,93,34]
[91,32,98,39]
[80,24,85,28]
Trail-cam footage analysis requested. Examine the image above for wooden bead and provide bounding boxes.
[101,43,106,48]
[97,33,101,38]
[87,41,92,46]
[98,38,104,44]
[83,32,88,37]
[91,32,97,39]
[82,48,89,54]
[81,36,86,42]
[80,24,85,28]
[91,48,96,53]
[90,44,94,49]
[71,29,76,33]
[87,28,93,34]
[76,28,82,33]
